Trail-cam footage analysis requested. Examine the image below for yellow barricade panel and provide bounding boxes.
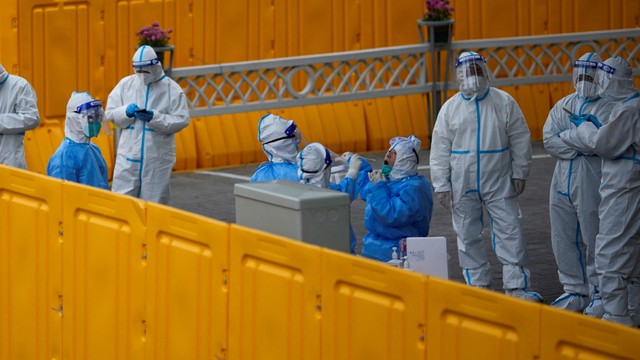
[0,166,62,360]
[174,121,197,171]
[406,94,430,147]
[321,250,427,360]
[426,277,541,360]
[229,224,322,360]
[62,182,146,360]
[25,121,64,174]
[540,306,640,359]
[364,97,400,152]
[146,203,229,360]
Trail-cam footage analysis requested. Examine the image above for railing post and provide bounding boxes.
[417,19,454,145]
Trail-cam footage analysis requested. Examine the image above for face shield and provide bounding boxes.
[572,53,601,99]
[596,56,635,101]
[132,45,164,85]
[297,143,333,188]
[456,52,490,98]
[75,100,106,138]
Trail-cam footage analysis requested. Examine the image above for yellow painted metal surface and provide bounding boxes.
[426,277,541,360]
[61,181,146,360]
[540,306,640,359]
[0,167,62,360]
[145,203,229,360]
[229,224,322,360]
[321,249,426,360]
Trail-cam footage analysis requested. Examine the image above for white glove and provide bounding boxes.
[368,169,386,185]
[346,154,362,179]
[512,179,526,196]
[341,151,354,160]
[436,191,451,209]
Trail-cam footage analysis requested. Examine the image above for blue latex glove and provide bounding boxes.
[126,103,140,118]
[135,109,154,122]
[581,114,602,128]
[568,114,585,128]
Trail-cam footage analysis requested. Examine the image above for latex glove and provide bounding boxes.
[368,169,386,185]
[568,114,585,128]
[341,151,354,160]
[126,103,140,118]
[581,114,602,128]
[135,109,154,122]
[436,191,451,209]
[512,178,526,196]
[346,154,362,179]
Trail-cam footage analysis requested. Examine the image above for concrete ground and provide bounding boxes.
[168,141,564,304]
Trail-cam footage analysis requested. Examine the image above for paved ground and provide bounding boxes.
[168,141,563,304]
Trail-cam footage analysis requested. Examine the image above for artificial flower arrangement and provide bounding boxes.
[424,0,454,21]
[136,22,173,48]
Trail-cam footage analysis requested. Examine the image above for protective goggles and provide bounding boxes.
[300,146,332,173]
[133,58,160,69]
[75,100,104,123]
[263,122,298,145]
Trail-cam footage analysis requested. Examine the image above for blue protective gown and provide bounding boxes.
[360,175,433,261]
[47,138,110,190]
[250,161,299,183]
[330,176,359,253]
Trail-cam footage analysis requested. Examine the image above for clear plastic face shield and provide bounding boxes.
[133,57,161,84]
[573,59,599,99]
[596,57,635,100]
[456,53,490,98]
[76,100,108,138]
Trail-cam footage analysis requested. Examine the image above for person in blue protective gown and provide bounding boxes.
[47,91,109,190]
[430,51,543,302]
[250,113,302,183]
[297,142,363,253]
[360,135,433,262]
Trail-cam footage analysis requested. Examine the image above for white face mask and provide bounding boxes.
[462,75,488,96]
[576,79,597,99]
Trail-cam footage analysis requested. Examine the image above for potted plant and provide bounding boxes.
[136,22,174,73]
[419,0,455,44]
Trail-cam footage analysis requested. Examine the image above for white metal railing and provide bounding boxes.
[171,29,640,118]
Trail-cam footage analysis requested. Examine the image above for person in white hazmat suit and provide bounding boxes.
[105,45,190,204]
[250,113,301,183]
[560,56,640,327]
[0,63,40,169]
[430,51,542,302]
[543,52,615,312]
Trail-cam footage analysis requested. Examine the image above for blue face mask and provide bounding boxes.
[381,164,393,176]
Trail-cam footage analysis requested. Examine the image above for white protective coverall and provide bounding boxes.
[105,46,190,204]
[0,63,40,168]
[430,51,541,302]
[543,52,615,312]
[560,56,640,327]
